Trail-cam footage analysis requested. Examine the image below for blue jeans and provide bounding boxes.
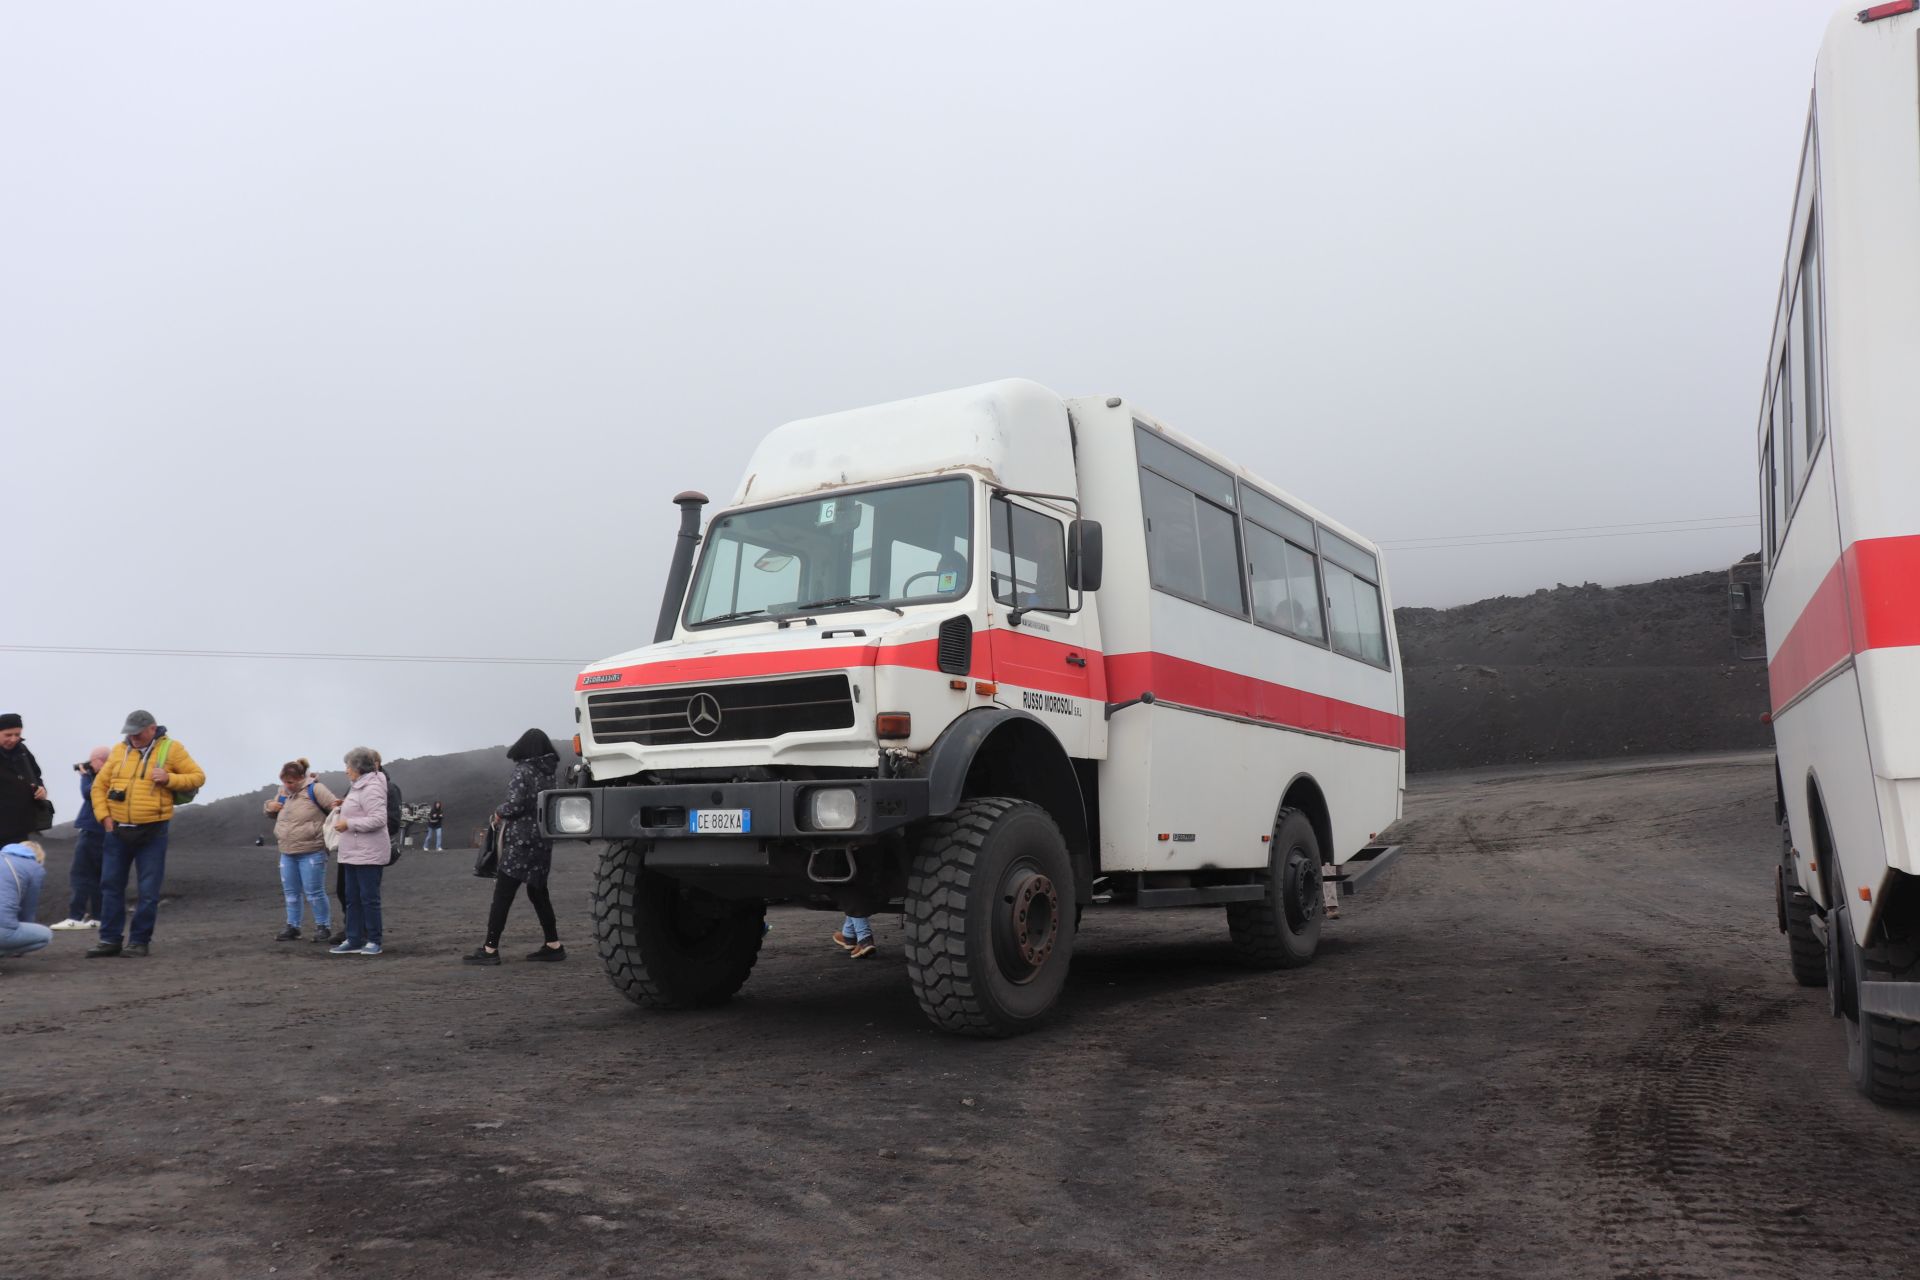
[100,823,170,946]
[841,914,872,942]
[69,827,105,920]
[423,826,444,851]
[279,851,331,929]
[341,864,384,945]
[0,920,52,957]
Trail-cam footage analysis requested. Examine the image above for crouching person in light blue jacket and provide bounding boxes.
[1,839,52,959]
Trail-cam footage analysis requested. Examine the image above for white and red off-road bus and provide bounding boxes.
[542,379,1404,1035]
[1745,4,1920,1101]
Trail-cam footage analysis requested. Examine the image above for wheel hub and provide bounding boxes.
[994,867,1060,981]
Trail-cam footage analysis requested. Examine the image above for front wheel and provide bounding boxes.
[903,798,1076,1038]
[593,840,766,1010]
[1227,808,1324,969]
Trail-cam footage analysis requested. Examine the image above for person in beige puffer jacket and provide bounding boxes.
[263,758,338,944]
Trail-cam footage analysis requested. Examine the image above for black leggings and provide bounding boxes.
[487,872,558,948]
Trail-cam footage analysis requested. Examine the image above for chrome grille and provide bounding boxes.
[587,674,856,747]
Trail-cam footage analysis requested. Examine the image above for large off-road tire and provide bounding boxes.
[593,840,766,1010]
[1831,901,1920,1106]
[1783,885,1827,988]
[1227,808,1323,970]
[903,798,1076,1038]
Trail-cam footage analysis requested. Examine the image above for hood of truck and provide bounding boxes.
[576,611,965,780]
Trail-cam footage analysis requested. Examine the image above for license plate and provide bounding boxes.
[689,808,750,835]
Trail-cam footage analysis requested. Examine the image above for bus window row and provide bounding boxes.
[1762,134,1828,572]
[1135,424,1390,668]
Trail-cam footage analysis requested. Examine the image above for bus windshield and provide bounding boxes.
[685,477,974,627]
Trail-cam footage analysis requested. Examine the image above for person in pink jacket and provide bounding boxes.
[330,746,391,956]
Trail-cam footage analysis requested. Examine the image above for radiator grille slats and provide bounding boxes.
[588,674,856,747]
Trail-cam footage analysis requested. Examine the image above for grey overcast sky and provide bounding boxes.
[3,1,1838,812]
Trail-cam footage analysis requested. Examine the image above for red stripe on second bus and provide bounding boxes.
[1106,651,1404,750]
[1770,534,1920,711]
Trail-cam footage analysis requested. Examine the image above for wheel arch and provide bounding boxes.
[919,708,1092,899]
[1279,772,1335,865]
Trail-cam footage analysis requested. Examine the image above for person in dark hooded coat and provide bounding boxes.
[463,729,564,965]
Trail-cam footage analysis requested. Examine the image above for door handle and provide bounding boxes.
[1065,653,1088,668]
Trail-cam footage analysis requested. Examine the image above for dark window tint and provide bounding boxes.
[1137,426,1236,507]
[1319,528,1379,582]
[1241,486,1315,547]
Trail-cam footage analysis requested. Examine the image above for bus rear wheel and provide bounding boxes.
[903,798,1077,1038]
[592,840,766,1010]
[1227,808,1324,969]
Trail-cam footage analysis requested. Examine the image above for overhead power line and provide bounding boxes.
[0,644,590,667]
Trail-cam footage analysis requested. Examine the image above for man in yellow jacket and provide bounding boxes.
[87,710,205,958]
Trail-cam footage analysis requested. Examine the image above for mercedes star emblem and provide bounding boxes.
[686,691,723,737]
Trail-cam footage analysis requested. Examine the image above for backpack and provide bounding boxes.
[152,738,199,804]
[383,771,404,865]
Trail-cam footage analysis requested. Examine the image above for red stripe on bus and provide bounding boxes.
[1770,534,1920,711]
[1105,652,1405,750]
[575,628,1105,697]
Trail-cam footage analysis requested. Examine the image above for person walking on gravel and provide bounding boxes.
[88,711,206,959]
[263,758,337,944]
[423,800,445,852]
[52,746,110,931]
[832,903,877,959]
[463,729,564,966]
[330,747,391,957]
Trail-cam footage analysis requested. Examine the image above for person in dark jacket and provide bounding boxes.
[0,713,48,812]
[463,729,564,965]
[52,746,110,930]
[423,800,445,851]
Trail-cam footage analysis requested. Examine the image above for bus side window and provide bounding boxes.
[1136,426,1248,617]
[991,498,1069,613]
[1320,529,1389,667]
[1799,217,1824,465]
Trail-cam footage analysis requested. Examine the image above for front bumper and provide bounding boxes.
[536,777,930,843]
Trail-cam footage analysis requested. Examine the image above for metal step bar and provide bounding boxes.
[1327,843,1403,898]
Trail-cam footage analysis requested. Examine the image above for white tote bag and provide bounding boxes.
[322,795,344,854]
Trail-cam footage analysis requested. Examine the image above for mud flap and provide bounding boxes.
[1859,982,1920,1024]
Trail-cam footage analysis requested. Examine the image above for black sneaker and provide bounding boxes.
[525,945,567,963]
[276,926,301,942]
[312,927,334,945]
[461,947,501,966]
[86,941,123,958]
[123,944,150,958]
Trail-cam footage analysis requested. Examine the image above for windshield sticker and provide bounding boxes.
[817,500,838,526]
[938,571,958,592]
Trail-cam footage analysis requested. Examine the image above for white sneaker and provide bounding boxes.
[50,918,89,931]
[84,917,101,928]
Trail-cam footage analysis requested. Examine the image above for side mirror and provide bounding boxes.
[1068,519,1104,593]
[1728,582,1754,640]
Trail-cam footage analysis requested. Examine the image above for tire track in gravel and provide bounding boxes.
[1585,992,1920,1279]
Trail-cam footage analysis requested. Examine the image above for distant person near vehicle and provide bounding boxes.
[88,711,205,959]
[463,730,564,966]
[52,746,110,930]
[423,799,445,851]
[0,712,52,831]
[330,747,390,956]
[0,839,52,964]
[264,758,338,944]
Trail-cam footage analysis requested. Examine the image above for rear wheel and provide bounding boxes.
[1832,902,1920,1106]
[593,840,766,1009]
[903,798,1076,1038]
[1227,808,1323,969]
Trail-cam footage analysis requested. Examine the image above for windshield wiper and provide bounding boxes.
[701,607,770,625]
[794,594,904,616]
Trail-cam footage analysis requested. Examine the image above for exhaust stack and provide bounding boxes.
[653,490,709,643]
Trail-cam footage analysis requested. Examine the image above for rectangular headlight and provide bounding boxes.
[550,795,593,835]
[809,788,858,831]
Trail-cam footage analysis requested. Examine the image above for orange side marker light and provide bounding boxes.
[974,681,997,697]
[1860,886,1873,902]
